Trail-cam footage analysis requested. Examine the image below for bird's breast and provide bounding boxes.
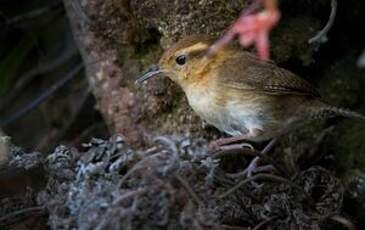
[185,87,227,130]
[186,89,219,120]
[185,86,257,135]
[185,85,280,141]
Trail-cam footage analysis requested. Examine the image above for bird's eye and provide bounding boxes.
[175,55,187,65]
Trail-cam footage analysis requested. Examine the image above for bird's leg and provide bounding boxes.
[208,135,254,152]
[209,127,265,153]
[246,138,277,177]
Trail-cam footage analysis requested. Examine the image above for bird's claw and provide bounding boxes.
[208,140,254,153]
[246,156,260,177]
[208,140,222,153]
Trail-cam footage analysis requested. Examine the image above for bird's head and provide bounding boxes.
[136,34,221,90]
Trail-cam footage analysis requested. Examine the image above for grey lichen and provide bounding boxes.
[33,135,345,229]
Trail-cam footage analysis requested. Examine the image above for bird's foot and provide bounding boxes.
[246,156,260,177]
[209,138,278,189]
[208,136,254,153]
[244,138,278,177]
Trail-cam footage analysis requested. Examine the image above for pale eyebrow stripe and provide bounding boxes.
[177,42,209,54]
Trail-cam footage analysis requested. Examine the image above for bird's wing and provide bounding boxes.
[217,54,320,97]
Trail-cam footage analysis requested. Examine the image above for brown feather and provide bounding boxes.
[216,50,321,98]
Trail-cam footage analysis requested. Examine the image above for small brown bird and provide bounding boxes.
[136,34,364,155]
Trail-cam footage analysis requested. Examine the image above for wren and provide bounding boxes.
[136,34,365,175]
[137,34,363,143]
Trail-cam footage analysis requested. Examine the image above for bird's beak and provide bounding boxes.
[135,65,163,84]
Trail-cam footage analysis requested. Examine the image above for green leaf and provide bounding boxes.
[0,35,35,95]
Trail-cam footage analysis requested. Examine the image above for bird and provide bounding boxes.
[136,34,364,174]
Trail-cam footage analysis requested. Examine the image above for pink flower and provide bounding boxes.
[208,0,280,60]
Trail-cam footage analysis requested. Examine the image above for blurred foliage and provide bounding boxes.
[0,0,107,151]
[0,35,35,95]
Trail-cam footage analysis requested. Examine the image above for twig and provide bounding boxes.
[36,83,90,152]
[95,188,146,230]
[302,126,335,168]
[0,47,77,112]
[226,165,275,179]
[261,138,277,155]
[175,174,204,206]
[0,206,45,225]
[218,173,310,201]
[5,1,62,26]
[207,0,280,60]
[207,0,263,57]
[308,0,337,44]
[112,188,146,206]
[241,0,263,17]
[330,215,356,230]
[153,136,178,158]
[69,0,92,24]
[219,224,249,230]
[252,217,276,230]
[118,152,164,186]
[0,64,84,128]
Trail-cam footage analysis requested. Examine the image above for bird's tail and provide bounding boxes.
[306,100,365,120]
